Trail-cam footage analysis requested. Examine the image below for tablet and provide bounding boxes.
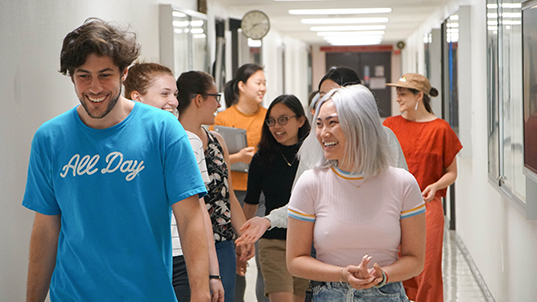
[213,125,249,173]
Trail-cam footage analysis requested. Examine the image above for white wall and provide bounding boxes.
[0,1,315,300]
[0,0,194,300]
[404,1,537,301]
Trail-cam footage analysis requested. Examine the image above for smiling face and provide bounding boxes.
[316,99,347,165]
[137,73,178,114]
[239,70,267,105]
[72,53,126,120]
[267,102,305,146]
[396,87,421,113]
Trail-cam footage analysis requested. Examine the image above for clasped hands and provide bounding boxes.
[341,255,385,290]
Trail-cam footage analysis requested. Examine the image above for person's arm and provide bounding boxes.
[173,195,211,302]
[26,213,61,302]
[234,204,288,248]
[229,147,255,165]
[422,157,458,202]
[375,213,426,283]
[199,199,225,302]
[287,217,344,281]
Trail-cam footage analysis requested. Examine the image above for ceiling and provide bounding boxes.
[217,0,451,46]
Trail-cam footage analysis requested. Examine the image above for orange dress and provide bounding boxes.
[383,115,462,302]
[212,105,267,191]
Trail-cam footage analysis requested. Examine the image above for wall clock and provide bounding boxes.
[241,10,270,40]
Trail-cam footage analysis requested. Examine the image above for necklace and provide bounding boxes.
[279,150,297,167]
[346,177,368,189]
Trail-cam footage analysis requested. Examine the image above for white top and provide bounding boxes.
[288,166,424,267]
[266,126,408,230]
[172,131,210,256]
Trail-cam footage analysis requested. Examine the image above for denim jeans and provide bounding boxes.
[312,281,409,302]
[216,240,237,302]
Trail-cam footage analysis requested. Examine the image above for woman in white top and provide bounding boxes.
[286,85,426,301]
[124,63,224,302]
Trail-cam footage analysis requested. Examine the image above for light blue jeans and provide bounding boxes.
[311,281,409,302]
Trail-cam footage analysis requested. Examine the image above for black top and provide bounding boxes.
[244,143,300,240]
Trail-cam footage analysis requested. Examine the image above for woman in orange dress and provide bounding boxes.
[383,73,462,302]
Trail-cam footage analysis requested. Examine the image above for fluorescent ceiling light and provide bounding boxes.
[173,20,204,28]
[486,3,522,9]
[449,15,459,21]
[317,31,385,36]
[487,13,522,18]
[323,36,383,43]
[310,25,386,31]
[191,28,204,34]
[446,23,459,28]
[325,37,383,46]
[248,38,262,47]
[301,17,389,24]
[289,8,391,15]
[193,34,206,39]
[173,11,187,18]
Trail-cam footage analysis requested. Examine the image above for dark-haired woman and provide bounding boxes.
[242,95,310,302]
[383,73,462,302]
[211,63,268,302]
[177,70,254,302]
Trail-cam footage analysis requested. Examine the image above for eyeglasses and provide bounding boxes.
[205,93,221,102]
[265,115,298,127]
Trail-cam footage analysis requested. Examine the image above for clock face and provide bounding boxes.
[241,10,270,40]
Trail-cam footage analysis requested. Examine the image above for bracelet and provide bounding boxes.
[339,267,344,283]
[375,271,387,288]
[209,275,222,280]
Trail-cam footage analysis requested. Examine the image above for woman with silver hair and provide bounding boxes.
[286,85,426,301]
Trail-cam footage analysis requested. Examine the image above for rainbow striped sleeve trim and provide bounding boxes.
[288,208,316,222]
[401,204,426,219]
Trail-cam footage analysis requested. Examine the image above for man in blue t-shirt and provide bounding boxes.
[23,18,210,302]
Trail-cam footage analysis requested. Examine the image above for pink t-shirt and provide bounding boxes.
[288,166,425,268]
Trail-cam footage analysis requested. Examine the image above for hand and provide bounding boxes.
[237,147,255,164]
[236,256,248,276]
[236,241,256,262]
[209,278,225,302]
[235,217,271,248]
[422,184,438,202]
[344,255,382,290]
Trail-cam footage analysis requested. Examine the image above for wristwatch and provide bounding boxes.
[209,275,222,280]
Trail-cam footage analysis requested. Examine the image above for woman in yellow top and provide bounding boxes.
[213,63,268,302]
[214,63,267,195]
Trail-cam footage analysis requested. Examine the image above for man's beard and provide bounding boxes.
[80,85,122,119]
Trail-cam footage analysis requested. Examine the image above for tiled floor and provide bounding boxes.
[442,229,492,302]
[243,227,493,302]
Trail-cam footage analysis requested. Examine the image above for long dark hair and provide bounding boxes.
[176,71,215,114]
[224,63,263,108]
[318,67,361,90]
[257,94,311,166]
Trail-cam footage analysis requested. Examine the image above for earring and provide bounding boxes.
[415,101,419,111]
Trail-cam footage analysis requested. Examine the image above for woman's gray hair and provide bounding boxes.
[299,85,392,178]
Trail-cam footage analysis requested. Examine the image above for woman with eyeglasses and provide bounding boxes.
[176,70,254,302]
[235,67,407,249]
[242,94,311,302]
[124,63,225,302]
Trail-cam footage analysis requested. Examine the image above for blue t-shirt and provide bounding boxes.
[23,102,207,301]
